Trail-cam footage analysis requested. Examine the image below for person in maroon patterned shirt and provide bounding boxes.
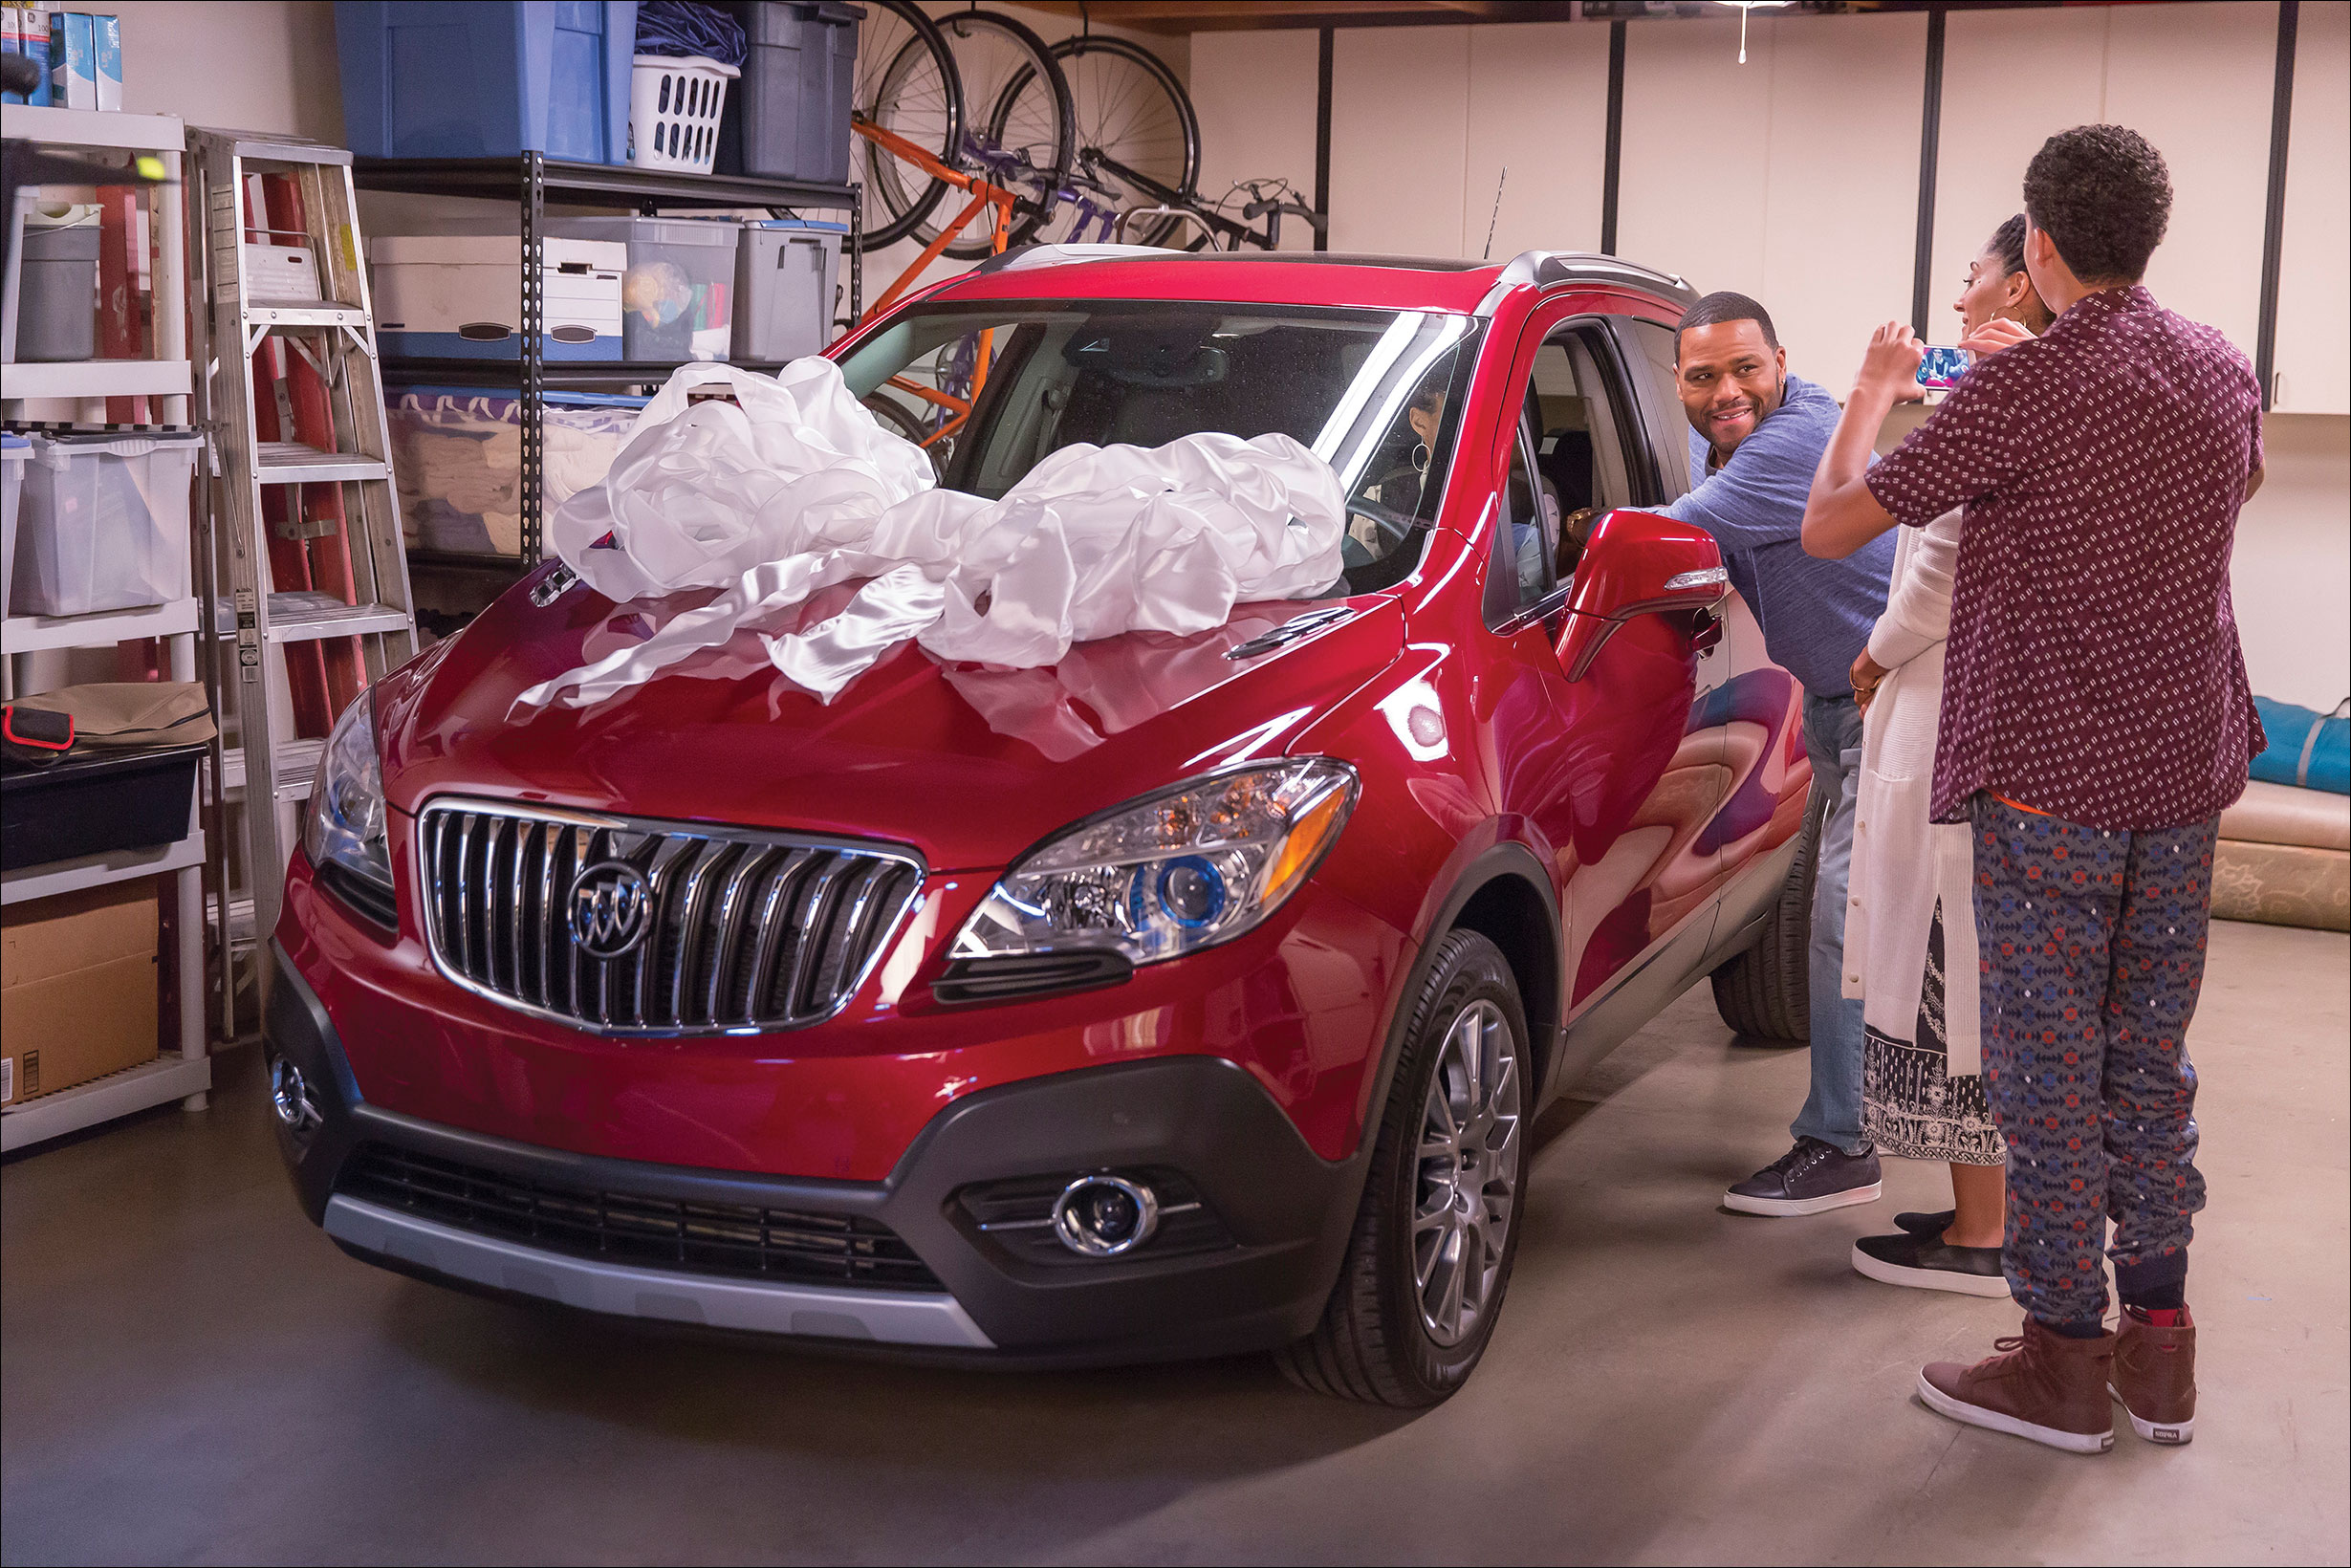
[1801,125,2264,1455]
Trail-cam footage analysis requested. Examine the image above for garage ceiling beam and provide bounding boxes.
[1010,2,1580,35]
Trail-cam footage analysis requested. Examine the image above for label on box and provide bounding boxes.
[2,1053,12,1103]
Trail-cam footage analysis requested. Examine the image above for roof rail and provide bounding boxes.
[971,243,1168,275]
[1480,250,1697,314]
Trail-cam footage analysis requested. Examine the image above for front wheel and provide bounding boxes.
[1276,929,1528,1406]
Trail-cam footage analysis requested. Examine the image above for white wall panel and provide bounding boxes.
[1461,24,1609,261]
[1929,7,2109,341]
[1616,17,1770,306]
[2104,2,2276,359]
[1757,11,1926,390]
[1328,26,1470,257]
[2232,416,2351,709]
[2275,0,2351,414]
[1189,27,1319,251]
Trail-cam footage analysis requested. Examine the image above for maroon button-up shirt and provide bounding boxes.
[1865,285,2265,830]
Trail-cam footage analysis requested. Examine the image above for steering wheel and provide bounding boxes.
[1345,494,1421,553]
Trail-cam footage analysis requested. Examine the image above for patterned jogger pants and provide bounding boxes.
[1970,795,2217,1324]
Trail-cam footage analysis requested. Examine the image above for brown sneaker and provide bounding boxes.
[1917,1318,2117,1453]
[2111,1306,2196,1445]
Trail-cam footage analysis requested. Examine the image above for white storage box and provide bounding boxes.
[370,235,626,360]
[386,389,642,557]
[11,430,200,618]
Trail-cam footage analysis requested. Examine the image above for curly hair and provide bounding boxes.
[2022,124,2172,283]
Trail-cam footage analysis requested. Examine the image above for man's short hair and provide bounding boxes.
[2023,124,2172,283]
[1675,292,1779,358]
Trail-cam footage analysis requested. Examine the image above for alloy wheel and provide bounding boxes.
[1412,998,1522,1347]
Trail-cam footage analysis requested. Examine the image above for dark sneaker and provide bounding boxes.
[1894,1208,1956,1237]
[2110,1305,2196,1445]
[1853,1230,2010,1297]
[1919,1318,2116,1454]
[1722,1138,1882,1216]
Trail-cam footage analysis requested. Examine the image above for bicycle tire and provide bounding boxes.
[1039,34,1200,249]
[928,8,1074,260]
[856,0,964,252]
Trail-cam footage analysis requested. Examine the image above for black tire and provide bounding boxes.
[935,9,1074,259]
[1276,930,1529,1407]
[1041,34,1200,248]
[856,0,964,252]
[860,394,945,477]
[1708,786,1828,1046]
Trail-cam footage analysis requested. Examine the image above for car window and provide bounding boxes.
[1526,320,1650,580]
[1615,317,1693,501]
[838,301,1483,598]
[1484,412,1558,624]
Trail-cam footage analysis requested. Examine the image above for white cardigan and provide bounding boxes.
[1841,509,1984,1074]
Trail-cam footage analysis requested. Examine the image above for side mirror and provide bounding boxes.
[1555,509,1728,682]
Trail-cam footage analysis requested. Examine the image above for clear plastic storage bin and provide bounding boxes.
[11,430,199,618]
[547,215,737,361]
[733,217,843,362]
[1,433,28,618]
[387,389,643,557]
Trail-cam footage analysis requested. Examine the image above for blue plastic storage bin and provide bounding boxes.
[335,2,641,164]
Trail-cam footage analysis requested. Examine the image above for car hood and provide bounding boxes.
[377,575,1406,871]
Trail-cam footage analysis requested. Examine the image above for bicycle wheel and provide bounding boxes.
[856,0,964,252]
[1033,35,1199,248]
[926,9,1074,260]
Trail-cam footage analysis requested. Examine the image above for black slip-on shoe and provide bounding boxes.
[1895,1209,1957,1237]
[1723,1138,1883,1216]
[1853,1229,2010,1296]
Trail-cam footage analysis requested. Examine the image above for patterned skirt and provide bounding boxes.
[1860,902,2007,1165]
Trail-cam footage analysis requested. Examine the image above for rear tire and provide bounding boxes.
[1708,787,1826,1046]
[1276,930,1528,1406]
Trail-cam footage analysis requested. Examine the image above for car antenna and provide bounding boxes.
[1482,166,1507,261]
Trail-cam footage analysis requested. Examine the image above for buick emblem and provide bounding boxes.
[569,860,651,959]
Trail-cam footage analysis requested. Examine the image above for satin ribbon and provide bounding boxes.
[514,359,1347,711]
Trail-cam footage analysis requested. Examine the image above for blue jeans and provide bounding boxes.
[1792,691,1869,1156]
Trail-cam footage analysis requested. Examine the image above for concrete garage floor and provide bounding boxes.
[4,919,2344,1566]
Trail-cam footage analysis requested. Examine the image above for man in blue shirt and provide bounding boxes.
[1663,292,1896,1217]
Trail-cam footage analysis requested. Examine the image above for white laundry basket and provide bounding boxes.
[12,430,199,617]
[629,54,738,175]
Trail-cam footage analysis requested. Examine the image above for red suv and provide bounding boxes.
[267,249,1818,1406]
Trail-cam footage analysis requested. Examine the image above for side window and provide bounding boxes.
[1616,317,1693,501]
[1531,321,1647,577]
[1484,410,1558,624]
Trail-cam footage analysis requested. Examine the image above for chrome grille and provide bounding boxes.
[418,801,924,1035]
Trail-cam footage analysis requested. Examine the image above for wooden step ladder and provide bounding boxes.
[186,128,417,1035]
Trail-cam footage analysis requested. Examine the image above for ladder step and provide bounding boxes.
[219,736,324,802]
[211,591,414,642]
[249,301,369,329]
[255,441,389,486]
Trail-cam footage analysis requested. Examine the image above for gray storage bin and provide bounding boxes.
[733,218,844,363]
[16,217,100,363]
[546,215,738,362]
[717,2,862,184]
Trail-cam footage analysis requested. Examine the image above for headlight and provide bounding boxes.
[951,760,1359,966]
[302,693,391,898]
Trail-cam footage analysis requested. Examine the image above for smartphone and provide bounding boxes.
[1916,345,1970,389]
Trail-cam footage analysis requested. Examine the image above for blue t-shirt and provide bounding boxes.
[1662,374,1894,698]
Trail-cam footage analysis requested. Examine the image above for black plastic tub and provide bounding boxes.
[1,743,205,870]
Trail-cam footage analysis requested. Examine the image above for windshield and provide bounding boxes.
[838,300,1483,596]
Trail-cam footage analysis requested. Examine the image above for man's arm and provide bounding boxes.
[1803,323,1919,560]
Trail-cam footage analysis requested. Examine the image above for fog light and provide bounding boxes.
[1051,1174,1160,1257]
[270,1056,321,1133]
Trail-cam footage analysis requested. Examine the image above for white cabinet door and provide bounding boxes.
[2275,0,2350,414]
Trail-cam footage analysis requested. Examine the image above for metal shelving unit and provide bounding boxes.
[1,105,211,1151]
[349,153,862,569]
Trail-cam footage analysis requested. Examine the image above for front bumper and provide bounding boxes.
[267,946,1370,1363]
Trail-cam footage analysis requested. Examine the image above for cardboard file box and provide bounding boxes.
[371,234,625,361]
[1,878,160,1106]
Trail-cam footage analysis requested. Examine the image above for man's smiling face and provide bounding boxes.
[1676,318,1788,458]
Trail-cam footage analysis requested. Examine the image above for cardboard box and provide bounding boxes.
[1,878,160,1105]
[21,2,51,105]
[90,11,116,111]
[48,8,92,110]
[1,8,24,109]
